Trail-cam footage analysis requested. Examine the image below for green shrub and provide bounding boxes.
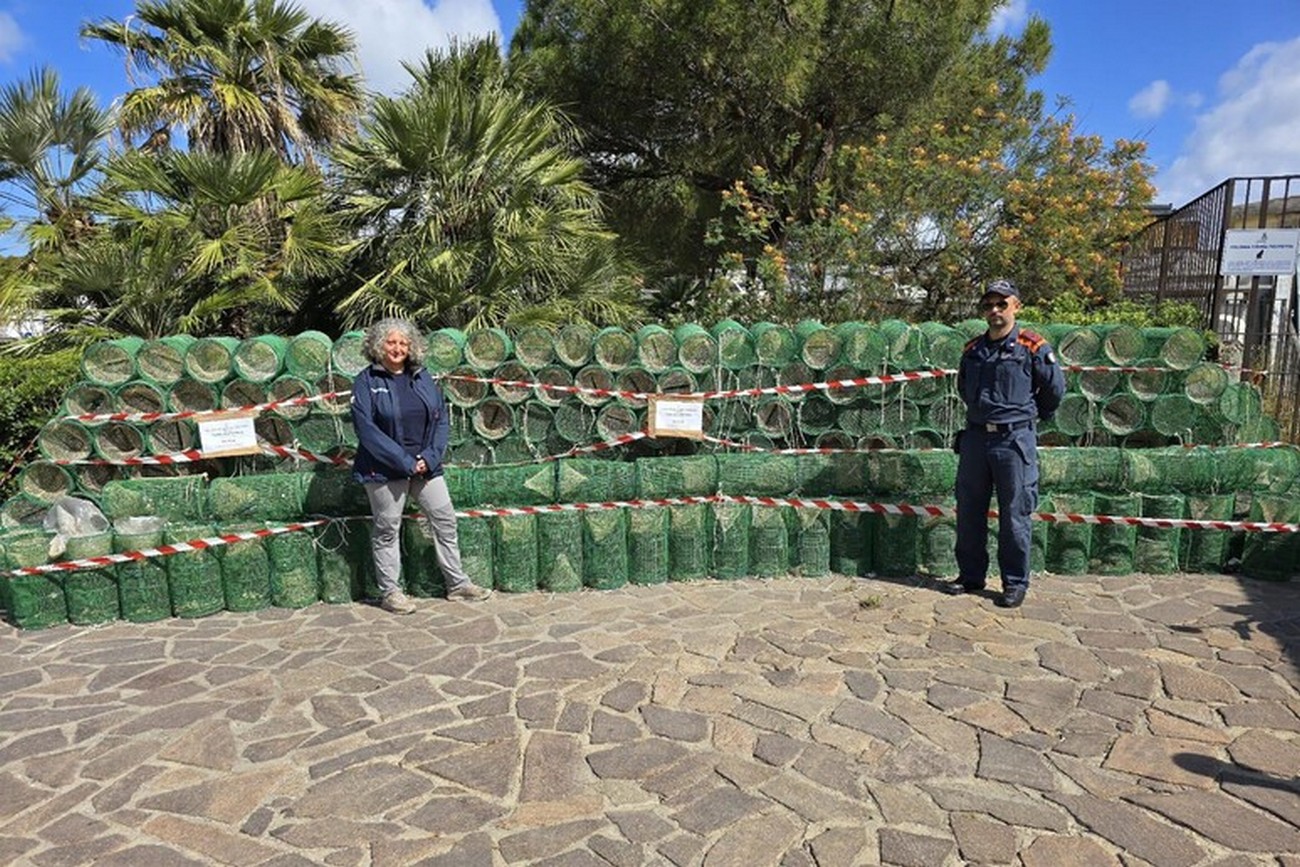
[0,349,81,500]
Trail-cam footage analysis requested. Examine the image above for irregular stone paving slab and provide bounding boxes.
[0,571,1297,865]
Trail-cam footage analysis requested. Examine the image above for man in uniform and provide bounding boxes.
[944,279,1065,608]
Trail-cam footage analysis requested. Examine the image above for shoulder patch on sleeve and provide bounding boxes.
[962,337,980,353]
[1016,330,1047,352]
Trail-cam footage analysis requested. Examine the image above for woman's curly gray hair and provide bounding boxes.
[362,318,426,366]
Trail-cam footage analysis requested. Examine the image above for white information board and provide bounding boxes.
[1220,228,1300,276]
[648,396,705,440]
[197,413,260,457]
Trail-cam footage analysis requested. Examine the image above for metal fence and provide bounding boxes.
[1122,175,1300,442]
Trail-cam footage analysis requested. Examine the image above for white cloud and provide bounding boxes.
[296,0,502,95]
[987,0,1029,37]
[0,12,27,63]
[1128,80,1171,119]
[1157,36,1300,205]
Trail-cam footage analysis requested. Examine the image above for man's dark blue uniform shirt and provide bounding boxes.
[958,325,1065,425]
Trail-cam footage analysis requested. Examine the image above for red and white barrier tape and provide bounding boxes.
[7,520,328,577]
[49,445,351,467]
[9,494,1299,579]
[439,370,953,402]
[62,391,351,425]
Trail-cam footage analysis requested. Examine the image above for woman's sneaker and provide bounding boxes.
[381,590,416,614]
[447,583,492,602]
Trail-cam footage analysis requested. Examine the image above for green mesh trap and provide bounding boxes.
[294,414,349,452]
[1031,493,1051,573]
[513,326,554,370]
[917,499,956,577]
[1053,393,1093,438]
[637,454,718,497]
[465,327,513,371]
[266,524,320,608]
[221,379,265,411]
[797,453,867,496]
[596,404,640,440]
[628,507,669,585]
[1052,325,1101,365]
[443,365,488,408]
[555,322,595,368]
[114,381,165,417]
[285,331,334,379]
[1099,393,1145,436]
[876,399,921,439]
[836,322,887,370]
[919,322,964,369]
[493,514,540,597]
[669,504,712,581]
[1182,362,1229,405]
[1098,323,1145,365]
[751,322,797,366]
[518,402,554,444]
[796,321,842,370]
[92,422,145,463]
[2,494,51,529]
[136,336,196,385]
[753,396,794,438]
[101,475,209,522]
[1240,495,1300,581]
[233,335,288,383]
[872,512,918,577]
[1148,327,1206,370]
[217,522,272,611]
[1180,493,1235,573]
[610,367,652,409]
[1125,366,1169,402]
[710,503,751,579]
[1217,446,1300,494]
[748,506,790,578]
[426,328,467,372]
[776,361,813,404]
[401,517,444,598]
[81,337,143,386]
[1077,367,1120,401]
[829,511,870,576]
[331,331,369,376]
[314,372,354,416]
[2,531,66,629]
[64,382,115,418]
[674,323,717,373]
[556,459,637,503]
[489,361,533,405]
[315,520,368,603]
[1134,493,1184,574]
[472,398,515,441]
[1150,394,1201,437]
[533,365,574,407]
[1046,492,1093,574]
[712,320,755,369]
[574,365,614,407]
[114,517,171,622]
[491,435,534,465]
[268,375,313,420]
[635,324,677,373]
[457,516,493,591]
[167,379,219,414]
[207,473,310,522]
[656,367,697,397]
[716,453,798,496]
[476,463,555,506]
[18,461,75,505]
[165,522,224,617]
[1217,382,1262,425]
[583,509,628,589]
[592,327,636,372]
[537,511,583,592]
[795,508,830,576]
[1090,493,1138,575]
[185,336,239,383]
[60,532,117,625]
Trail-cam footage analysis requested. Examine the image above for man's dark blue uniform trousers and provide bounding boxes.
[955,425,1039,592]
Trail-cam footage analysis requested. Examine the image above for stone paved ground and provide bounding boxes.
[2,571,1299,867]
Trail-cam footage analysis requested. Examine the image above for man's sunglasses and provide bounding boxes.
[980,299,1010,311]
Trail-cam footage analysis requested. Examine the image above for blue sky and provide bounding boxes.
[1,0,1298,207]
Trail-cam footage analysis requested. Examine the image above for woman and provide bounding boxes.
[351,318,491,613]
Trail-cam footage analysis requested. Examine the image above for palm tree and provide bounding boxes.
[0,67,111,250]
[332,38,638,330]
[4,148,347,353]
[81,0,363,164]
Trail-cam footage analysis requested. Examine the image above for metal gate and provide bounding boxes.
[1121,175,1300,442]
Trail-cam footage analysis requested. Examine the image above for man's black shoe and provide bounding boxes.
[996,588,1027,608]
[940,582,985,596]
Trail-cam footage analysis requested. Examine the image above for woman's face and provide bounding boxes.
[381,330,411,370]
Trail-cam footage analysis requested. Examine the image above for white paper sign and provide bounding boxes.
[648,396,705,439]
[197,414,259,457]
[1220,228,1300,276]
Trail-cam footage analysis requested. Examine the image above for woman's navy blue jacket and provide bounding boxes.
[350,362,450,483]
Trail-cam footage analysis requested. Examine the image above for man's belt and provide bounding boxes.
[969,420,1034,433]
